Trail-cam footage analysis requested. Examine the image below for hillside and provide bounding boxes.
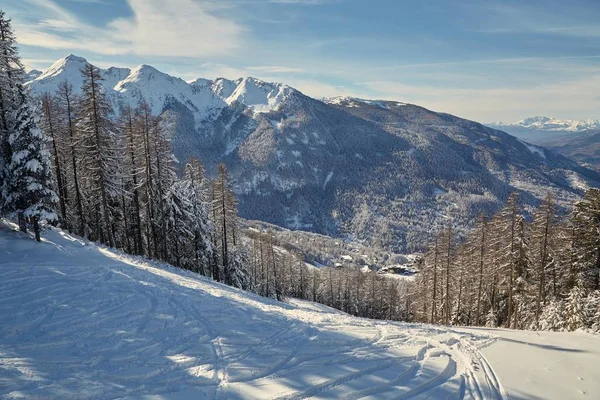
[546,130,600,169]
[26,56,600,252]
[2,221,600,399]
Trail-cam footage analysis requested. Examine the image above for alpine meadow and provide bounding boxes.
[1,2,600,399]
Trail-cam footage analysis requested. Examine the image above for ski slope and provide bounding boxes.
[0,221,597,399]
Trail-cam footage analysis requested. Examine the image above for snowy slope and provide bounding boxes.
[474,327,600,399]
[0,220,511,399]
[225,77,295,113]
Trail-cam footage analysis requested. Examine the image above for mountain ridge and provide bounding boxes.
[25,55,600,252]
[489,116,600,133]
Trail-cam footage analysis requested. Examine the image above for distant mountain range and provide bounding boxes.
[487,117,600,169]
[489,116,600,134]
[25,55,600,252]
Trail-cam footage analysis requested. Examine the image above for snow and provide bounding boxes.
[225,77,293,113]
[519,140,546,159]
[434,187,447,196]
[114,64,227,121]
[2,221,599,399]
[493,116,600,133]
[325,97,406,110]
[467,327,600,399]
[323,170,334,189]
[26,56,301,129]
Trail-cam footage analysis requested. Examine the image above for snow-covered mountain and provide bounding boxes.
[25,68,42,81]
[26,55,600,252]
[490,116,600,133]
[487,117,600,168]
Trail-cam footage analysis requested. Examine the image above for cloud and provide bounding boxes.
[21,58,58,71]
[357,75,600,122]
[110,0,243,57]
[246,65,305,73]
[14,0,244,57]
[269,0,340,4]
[466,1,600,38]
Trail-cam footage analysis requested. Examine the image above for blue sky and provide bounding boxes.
[4,0,600,122]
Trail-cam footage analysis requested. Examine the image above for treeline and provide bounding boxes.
[247,229,411,320]
[412,191,600,332]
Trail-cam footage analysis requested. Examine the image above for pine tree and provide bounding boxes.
[0,10,25,213]
[3,85,57,240]
[539,299,565,331]
[565,286,587,331]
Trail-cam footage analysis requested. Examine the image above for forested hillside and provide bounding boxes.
[412,190,600,332]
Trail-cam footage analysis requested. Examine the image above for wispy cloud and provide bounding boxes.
[466,1,600,38]
[357,75,600,122]
[246,65,305,73]
[14,0,244,57]
[269,0,340,4]
[373,55,600,71]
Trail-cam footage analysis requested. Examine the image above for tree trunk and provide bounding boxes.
[33,217,40,242]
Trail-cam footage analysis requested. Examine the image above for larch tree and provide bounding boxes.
[77,62,119,247]
[40,93,68,229]
[57,81,85,236]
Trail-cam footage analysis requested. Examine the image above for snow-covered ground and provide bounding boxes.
[473,327,600,399]
[1,221,598,399]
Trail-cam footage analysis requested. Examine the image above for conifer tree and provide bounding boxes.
[77,63,119,246]
[0,11,24,210]
[3,85,57,240]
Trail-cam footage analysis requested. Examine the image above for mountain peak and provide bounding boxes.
[225,76,294,112]
[25,69,42,81]
[63,53,88,63]
[38,54,89,80]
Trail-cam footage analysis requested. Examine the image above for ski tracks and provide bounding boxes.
[0,226,509,399]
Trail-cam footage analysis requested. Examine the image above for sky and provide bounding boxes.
[4,0,600,123]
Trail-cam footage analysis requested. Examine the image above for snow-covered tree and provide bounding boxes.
[182,157,213,274]
[538,299,565,331]
[0,10,25,213]
[572,189,600,291]
[3,86,57,240]
[565,286,587,331]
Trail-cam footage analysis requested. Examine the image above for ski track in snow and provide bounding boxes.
[0,222,506,399]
